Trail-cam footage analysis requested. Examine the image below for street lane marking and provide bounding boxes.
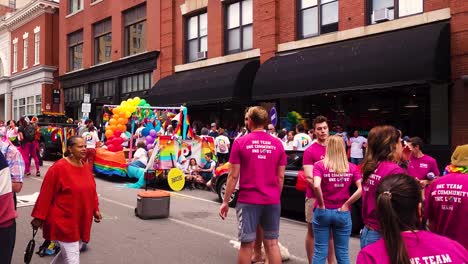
[28,176,307,263]
[99,196,308,263]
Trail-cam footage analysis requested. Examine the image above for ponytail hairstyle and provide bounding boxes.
[376,174,422,264]
[64,136,83,157]
[361,125,401,182]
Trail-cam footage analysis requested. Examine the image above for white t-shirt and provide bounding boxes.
[133,147,148,165]
[135,127,145,140]
[215,135,230,154]
[82,131,100,149]
[293,133,312,151]
[350,136,367,158]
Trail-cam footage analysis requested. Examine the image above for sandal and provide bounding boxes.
[36,172,41,177]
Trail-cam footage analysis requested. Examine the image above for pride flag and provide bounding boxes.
[158,136,177,169]
[200,136,217,166]
[93,148,127,177]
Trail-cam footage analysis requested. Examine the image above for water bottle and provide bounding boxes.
[426,172,436,180]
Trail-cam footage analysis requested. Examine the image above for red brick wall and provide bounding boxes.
[339,0,366,30]
[58,0,154,75]
[207,0,224,59]
[450,0,468,148]
[11,14,54,73]
[278,0,296,43]
[255,0,279,63]
[425,0,450,12]
[158,0,176,79]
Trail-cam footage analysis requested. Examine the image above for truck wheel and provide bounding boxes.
[39,142,49,160]
[217,177,238,207]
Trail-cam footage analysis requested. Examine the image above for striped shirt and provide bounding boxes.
[0,151,16,227]
[0,140,25,183]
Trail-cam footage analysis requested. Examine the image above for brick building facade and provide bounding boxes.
[0,0,59,121]
[59,0,467,163]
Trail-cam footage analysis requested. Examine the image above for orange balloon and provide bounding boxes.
[105,129,113,138]
[117,124,126,132]
[118,117,128,125]
[109,118,118,126]
[108,125,117,132]
[112,108,120,115]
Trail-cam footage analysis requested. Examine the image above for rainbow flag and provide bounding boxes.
[158,136,177,169]
[200,136,217,166]
[174,107,195,140]
[93,148,127,177]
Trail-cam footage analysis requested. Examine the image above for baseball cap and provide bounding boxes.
[451,144,468,167]
[211,122,216,127]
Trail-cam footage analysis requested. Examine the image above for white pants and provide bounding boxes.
[51,241,81,264]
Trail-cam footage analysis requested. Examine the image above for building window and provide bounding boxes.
[69,0,83,14]
[90,80,114,99]
[225,0,253,55]
[36,95,41,115]
[121,72,152,94]
[9,0,15,8]
[23,38,28,69]
[124,4,146,56]
[34,32,40,65]
[13,42,18,72]
[186,12,208,63]
[369,0,423,24]
[68,30,83,71]
[94,19,112,64]
[298,0,339,39]
[64,86,85,103]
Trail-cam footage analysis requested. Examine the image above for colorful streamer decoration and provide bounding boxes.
[93,148,127,177]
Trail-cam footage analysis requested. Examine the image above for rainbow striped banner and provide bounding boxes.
[158,136,176,169]
[93,148,127,177]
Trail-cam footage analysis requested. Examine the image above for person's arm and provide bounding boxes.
[313,176,325,209]
[362,138,368,148]
[304,165,314,187]
[347,138,351,147]
[277,165,286,191]
[91,174,102,223]
[219,164,240,220]
[340,180,362,211]
[31,165,59,228]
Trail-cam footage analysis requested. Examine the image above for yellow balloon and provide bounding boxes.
[124,111,131,119]
[134,97,141,101]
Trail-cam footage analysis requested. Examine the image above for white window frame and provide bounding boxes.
[23,32,29,70]
[34,26,40,65]
[12,38,18,73]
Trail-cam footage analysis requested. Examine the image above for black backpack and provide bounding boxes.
[24,125,36,142]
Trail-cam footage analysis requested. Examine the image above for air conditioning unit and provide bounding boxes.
[373,8,391,23]
[196,51,207,60]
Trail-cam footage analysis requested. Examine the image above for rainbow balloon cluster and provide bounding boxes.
[105,97,150,152]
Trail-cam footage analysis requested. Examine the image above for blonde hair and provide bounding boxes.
[323,135,349,174]
[246,106,269,128]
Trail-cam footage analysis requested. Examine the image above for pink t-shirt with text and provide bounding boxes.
[229,131,287,205]
[407,154,440,180]
[362,161,405,230]
[425,172,468,249]
[303,142,326,198]
[357,231,468,264]
[313,161,362,209]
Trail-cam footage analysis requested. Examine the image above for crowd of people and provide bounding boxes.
[1,106,468,263]
[219,106,468,264]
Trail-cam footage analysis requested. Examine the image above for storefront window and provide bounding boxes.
[121,72,152,94]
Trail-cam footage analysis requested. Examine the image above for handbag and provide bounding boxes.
[24,228,38,264]
[295,170,308,192]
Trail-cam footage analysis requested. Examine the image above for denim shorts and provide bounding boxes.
[235,203,281,243]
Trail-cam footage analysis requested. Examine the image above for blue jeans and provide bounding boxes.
[350,157,363,165]
[360,225,381,249]
[312,208,352,264]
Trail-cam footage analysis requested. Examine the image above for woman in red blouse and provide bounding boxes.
[31,136,102,263]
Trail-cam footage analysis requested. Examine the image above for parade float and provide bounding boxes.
[94,97,216,192]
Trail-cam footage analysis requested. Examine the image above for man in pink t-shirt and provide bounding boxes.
[219,106,286,264]
[407,137,440,183]
[302,115,333,263]
[425,144,468,250]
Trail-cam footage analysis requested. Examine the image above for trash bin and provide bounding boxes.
[135,190,170,219]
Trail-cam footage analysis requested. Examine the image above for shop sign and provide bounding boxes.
[83,93,90,103]
[81,103,91,113]
[270,107,277,127]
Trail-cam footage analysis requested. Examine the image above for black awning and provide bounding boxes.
[147,59,260,106]
[252,21,450,100]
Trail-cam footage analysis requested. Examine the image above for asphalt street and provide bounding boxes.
[12,161,361,264]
